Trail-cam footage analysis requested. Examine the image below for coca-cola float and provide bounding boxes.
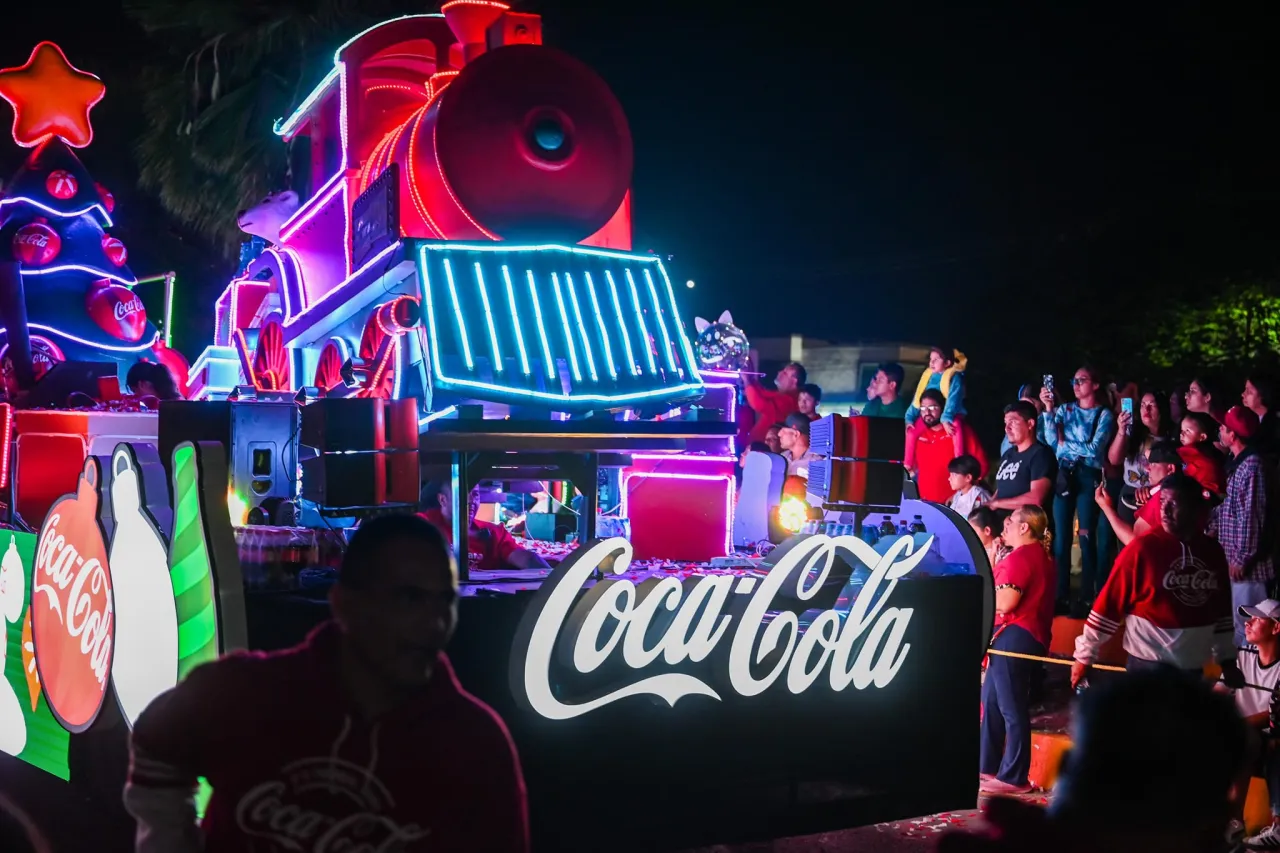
[0,13,993,853]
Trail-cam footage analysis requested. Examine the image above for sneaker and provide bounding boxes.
[979,778,1032,796]
[1245,823,1280,849]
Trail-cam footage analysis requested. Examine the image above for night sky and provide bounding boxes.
[2,2,1277,373]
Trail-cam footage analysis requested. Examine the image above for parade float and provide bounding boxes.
[0,11,992,852]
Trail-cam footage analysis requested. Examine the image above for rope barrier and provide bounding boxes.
[985,647,1273,691]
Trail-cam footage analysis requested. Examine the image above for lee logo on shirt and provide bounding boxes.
[1163,553,1218,608]
[235,756,428,851]
[994,459,1021,482]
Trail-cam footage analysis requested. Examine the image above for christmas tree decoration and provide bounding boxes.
[101,235,127,266]
[12,221,60,265]
[95,182,114,213]
[45,169,77,199]
[0,41,163,392]
[0,42,104,149]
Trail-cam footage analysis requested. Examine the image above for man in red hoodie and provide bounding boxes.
[124,514,529,853]
[744,358,804,444]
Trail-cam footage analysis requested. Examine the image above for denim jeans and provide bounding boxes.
[1053,464,1103,604]
[981,625,1044,787]
[1092,478,1123,597]
[1234,580,1271,648]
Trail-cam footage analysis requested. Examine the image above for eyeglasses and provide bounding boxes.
[1071,377,1091,386]
[920,405,941,413]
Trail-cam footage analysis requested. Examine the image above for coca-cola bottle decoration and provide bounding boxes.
[95,182,114,213]
[101,235,127,267]
[11,220,61,265]
[46,169,78,200]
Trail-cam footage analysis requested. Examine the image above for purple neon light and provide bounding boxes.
[0,196,112,227]
[702,381,738,455]
[619,470,734,556]
[21,264,137,286]
[279,172,346,244]
[263,247,299,322]
[280,247,307,313]
[283,241,403,333]
[630,454,736,463]
[20,323,158,352]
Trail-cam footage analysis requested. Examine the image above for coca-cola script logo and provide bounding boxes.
[113,296,144,320]
[235,757,428,852]
[31,458,114,732]
[1162,552,1218,608]
[510,534,930,720]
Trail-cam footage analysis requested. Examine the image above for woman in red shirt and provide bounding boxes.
[980,505,1055,795]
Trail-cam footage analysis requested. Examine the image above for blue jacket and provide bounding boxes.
[1040,404,1114,469]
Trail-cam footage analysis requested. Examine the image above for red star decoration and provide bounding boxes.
[0,42,105,149]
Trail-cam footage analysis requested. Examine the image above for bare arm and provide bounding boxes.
[1106,416,1128,467]
[508,547,550,570]
[987,477,1051,511]
[995,587,1023,615]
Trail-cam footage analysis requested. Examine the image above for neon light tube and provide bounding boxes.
[624,269,658,375]
[443,259,474,370]
[0,196,112,227]
[643,268,678,374]
[283,241,401,331]
[279,172,346,243]
[563,273,597,383]
[604,270,638,376]
[419,405,458,427]
[583,271,617,380]
[273,65,341,137]
[474,261,503,374]
[502,265,531,376]
[655,261,702,379]
[619,471,734,556]
[526,270,556,381]
[27,324,158,352]
[22,264,136,286]
[550,272,582,382]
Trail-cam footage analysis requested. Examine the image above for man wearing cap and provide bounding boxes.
[1215,405,1276,647]
[1225,599,1280,849]
[1093,439,1184,547]
[779,412,817,477]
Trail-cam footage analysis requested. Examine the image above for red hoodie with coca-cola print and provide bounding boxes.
[124,621,528,853]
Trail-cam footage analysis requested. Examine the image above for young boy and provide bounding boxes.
[904,346,968,469]
[947,454,991,518]
[1224,599,1280,849]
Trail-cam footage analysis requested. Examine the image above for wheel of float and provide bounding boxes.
[356,310,397,399]
[250,320,290,391]
[313,339,346,394]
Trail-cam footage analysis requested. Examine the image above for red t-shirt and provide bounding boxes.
[419,508,521,571]
[915,424,989,504]
[994,543,1055,647]
[1134,487,1208,536]
[744,384,798,443]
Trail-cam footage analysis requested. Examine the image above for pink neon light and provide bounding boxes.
[279,247,307,313]
[279,172,346,243]
[620,470,734,556]
[262,247,301,321]
[23,323,157,353]
[0,196,112,226]
[283,241,402,332]
[630,454,736,463]
[228,279,271,338]
[703,381,738,455]
[21,264,136,286]
[339,61,349,171]
[0,403,11,489]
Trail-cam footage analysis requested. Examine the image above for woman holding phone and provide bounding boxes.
[1106,390,1173,523]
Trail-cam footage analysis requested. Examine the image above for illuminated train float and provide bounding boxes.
[188,3,704,418]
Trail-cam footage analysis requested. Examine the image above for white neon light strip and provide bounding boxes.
[643,268,678,374]
[624,269,657,375]
[443,259,474,370]
[502,265,531,376]
[28,324,159,352]
[655,261,703,380]
[283,241,401,332]
[474,261,503,374]
[604,270,638,376]
[563,273,597,383]
[526,269,556,381]
[418,405,458,427]
[279,247,307,313]
[22,264,137,286]
[188,346,239,379]
[391,337,404,399]
[550,273,582,382]
[620,471,734,556]
[583,272,617,380]
[333,13,444,63]
[0,196,112,227]
[273,65,341,137]
[264,247,296,322]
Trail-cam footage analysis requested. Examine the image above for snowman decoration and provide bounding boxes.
[692,310,751,372]
[0,534,28,757]
[107,448,179,727]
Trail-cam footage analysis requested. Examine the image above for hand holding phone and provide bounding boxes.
[1121,397,1133,435]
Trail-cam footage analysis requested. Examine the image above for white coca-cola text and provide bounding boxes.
[114,297,144,320]
[16,233,49,247]
[34,512,113,685]
[517,534,929,720]
[1163,559,1218,607]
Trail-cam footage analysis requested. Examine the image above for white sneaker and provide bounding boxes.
[1245,822,1280,850]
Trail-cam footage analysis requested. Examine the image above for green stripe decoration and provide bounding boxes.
[168,445,220,680]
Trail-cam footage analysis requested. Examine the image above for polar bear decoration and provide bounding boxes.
[236,190,300,244]
[0,534,28,757]
[107,448,179,728]
[692,309,751,372]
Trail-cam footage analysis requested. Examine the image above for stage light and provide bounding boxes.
[686,280,695,288]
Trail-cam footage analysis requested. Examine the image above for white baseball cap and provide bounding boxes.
[1239,599,1280,620]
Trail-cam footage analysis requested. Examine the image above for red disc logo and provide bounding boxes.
[12,222,61,265]
[101,235,128,267]
[86,281,147,342]
[46,170,78,200]
[31,459,114,732]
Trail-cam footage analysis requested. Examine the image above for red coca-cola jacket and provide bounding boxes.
[124,621,528,852]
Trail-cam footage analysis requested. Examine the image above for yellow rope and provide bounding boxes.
[986,648,1125,672]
